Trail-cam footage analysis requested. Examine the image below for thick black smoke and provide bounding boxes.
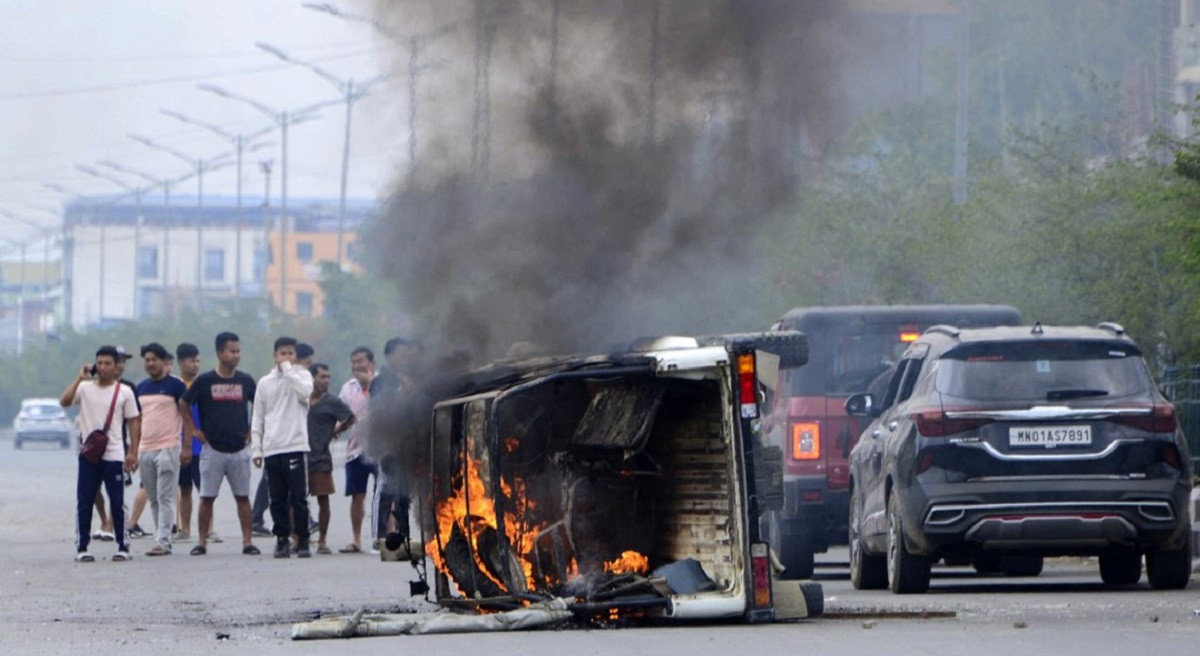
[362,0,852,497]
[365,0,850,358]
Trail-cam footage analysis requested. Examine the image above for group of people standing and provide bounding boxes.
[64,331,415,563]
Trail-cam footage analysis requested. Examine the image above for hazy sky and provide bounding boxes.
[0,0,404,237]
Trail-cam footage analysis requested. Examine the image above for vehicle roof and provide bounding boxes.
[21,398,61,405]
[775,304,1021,330]
[917,324,1138,354]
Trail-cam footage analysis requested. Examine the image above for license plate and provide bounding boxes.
[1008,425,1092,448]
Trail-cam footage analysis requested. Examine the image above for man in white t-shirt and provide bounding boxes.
[61,345,142,562]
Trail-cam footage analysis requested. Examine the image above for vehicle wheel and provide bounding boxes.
[849,486,887,590]
[886,493,931,594]
[1001,556,1044,577]
[60,439,70,449]
[1146,544,1191,590]
[13,437,21,449]
[1099,549,1142,585]
[798,580,824,617]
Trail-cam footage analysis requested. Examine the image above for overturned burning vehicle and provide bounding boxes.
[409,332,818,624]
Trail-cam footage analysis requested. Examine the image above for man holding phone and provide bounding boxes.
[61,345,142,562]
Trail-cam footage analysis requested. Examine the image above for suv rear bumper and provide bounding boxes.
[899,478,1191,555]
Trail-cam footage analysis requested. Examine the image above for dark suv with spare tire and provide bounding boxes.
[844,322,1192,594]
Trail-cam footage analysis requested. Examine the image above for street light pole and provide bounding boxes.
[0,210,48,353]
[256,42,383,272]
[42,182,98,325]
[198,84,337,314]
[98,162,194,311]
[160,110,274,308]
[0,208,56,307]
[76,165,149,317]
[303,4,463,191]
[129,134,234,297]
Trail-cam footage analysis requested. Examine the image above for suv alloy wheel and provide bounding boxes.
[886,492,931,594]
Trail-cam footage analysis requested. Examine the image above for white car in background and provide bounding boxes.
[13,398,74,449]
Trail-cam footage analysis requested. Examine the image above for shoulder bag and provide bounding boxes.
[80,385,121,464]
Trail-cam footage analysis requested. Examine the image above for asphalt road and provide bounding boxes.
[3,432,1200,655]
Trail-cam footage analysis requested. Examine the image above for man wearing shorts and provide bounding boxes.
[338,346,375,553]
[305,363,355,554]
[181,332,259,556]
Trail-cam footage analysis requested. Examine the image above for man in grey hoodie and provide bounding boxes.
[251,336,314,559]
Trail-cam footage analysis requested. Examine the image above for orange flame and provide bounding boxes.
[426,442,576,595]
[603,550,650,575]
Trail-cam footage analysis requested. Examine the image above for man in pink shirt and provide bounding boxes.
[135,343,190,556]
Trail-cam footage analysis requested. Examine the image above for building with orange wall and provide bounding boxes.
[263,228,361,317]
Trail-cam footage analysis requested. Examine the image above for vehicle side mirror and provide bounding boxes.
[844,393,876,418]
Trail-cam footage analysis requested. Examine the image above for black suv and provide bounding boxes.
[844,323,1192,594]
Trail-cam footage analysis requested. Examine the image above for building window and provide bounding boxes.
[204,248,225,282]
[295,291,314,317]
[137,246,158,279]
[346,241,359,263]
[296,241,314,263]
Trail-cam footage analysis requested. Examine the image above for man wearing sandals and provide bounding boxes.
[181,332,260,556]
[251,337,314,558]
[135,343,189,556]
[62,345,142,563]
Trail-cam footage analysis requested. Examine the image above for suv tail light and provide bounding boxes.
[1110,403,1177,433]
[791,421,821,460]
[912,408,992,437]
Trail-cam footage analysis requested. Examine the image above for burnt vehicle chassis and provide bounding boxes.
[416,337,811,622]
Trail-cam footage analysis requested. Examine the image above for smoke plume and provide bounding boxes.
[365,0,851,358]
[361,0,855,495]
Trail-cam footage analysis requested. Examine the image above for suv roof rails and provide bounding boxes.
[1097,322,1125,336]
[924,324,961,338]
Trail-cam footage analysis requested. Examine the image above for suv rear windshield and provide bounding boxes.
[935,340,1150,401]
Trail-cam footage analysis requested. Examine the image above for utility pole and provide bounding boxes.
[304,4,463,192]
[953,0,970,206]
[472,1,494,182]
[549,0,561,118]
[648,0,661,143]
[260,159,274,305]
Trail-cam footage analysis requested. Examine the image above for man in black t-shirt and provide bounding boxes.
[180,332,260,556]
